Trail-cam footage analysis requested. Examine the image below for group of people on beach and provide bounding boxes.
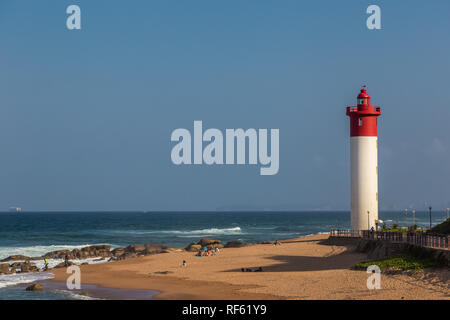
[41,255,71,271]
[195,246,220,257]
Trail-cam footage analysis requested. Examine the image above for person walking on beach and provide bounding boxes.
[43,258,49,271]
[64,255,69,267]
[182,260,187,267]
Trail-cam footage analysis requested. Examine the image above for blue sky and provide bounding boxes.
[0,0,450,211]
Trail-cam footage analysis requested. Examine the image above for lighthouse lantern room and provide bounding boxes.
[346,86,381,231]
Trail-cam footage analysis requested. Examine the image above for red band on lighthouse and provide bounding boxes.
[346,87,381,137]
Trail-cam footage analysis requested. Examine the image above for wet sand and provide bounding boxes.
[50,234,450,299]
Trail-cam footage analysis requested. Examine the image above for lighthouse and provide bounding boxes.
[346,86,381,231]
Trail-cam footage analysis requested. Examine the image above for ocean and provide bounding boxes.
[0,210,447,300]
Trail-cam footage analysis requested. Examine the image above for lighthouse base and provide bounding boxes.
[350,136,379,231]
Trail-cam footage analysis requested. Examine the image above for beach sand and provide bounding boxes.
[50,234,449,299]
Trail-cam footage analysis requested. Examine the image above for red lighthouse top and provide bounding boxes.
[346,86,381,137]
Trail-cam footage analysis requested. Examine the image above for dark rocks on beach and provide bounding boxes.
[5,261,39,273]
[111,243,169,260]
[117,252,138,260]
[111,247,126,257]
[26,283,43,291]
[0,255,32,262]
[199,238,220,247]
[0,263,11,274]
[44,245,112,260]
[185,244,203,252]
[144,244,168,255]
[186,238,224,252]
[224,241,248,248]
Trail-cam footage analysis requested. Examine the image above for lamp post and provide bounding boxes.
[367,211,370,230]
[404,209,408,227]
[446,208,449,220]
[428,206,432,230]
[412,209,415,226]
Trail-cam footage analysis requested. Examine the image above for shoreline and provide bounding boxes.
[48,233,449,300]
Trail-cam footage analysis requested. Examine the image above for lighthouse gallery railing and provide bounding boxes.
[329,229,449,250]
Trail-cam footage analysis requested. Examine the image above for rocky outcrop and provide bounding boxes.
[185,244,202,252]
[26,283,43,291]
[224,241,248,248]
[0,255,32,262]
[0,263,11,274]
[186,238,224,252]
[8,261,39,273]
[44,245,112,260]
[110,243,169,260]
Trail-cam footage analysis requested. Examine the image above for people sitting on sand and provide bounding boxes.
[196,250,202,257]
[182,260,187,267]
[273,240,281,246]
[241,267,263,272]
[215,247,220,253]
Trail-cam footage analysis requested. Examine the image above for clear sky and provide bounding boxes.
[0,0,449,211]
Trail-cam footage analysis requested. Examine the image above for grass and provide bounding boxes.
[430,218,450,235]
[355,254,440,271]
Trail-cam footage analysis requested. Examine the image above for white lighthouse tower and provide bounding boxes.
[346,86,381,231]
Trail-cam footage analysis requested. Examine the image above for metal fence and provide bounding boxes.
[329,229,449,250]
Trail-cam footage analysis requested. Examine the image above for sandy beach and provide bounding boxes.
[50,234,449,300]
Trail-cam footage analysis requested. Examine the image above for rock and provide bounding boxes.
[258,241,273,244]
[90,245,111,251]
[26,283,43,291]
[0,263,10,274]
[224,241,247,248]
[20,264,30,273]
[78,291,91,297]
[125,244,146,253]
[117,252,137,260]
[144,244,167,255]
[199,238,220,247]
[185,243,202,252]
[29,266,40,272]
[10,261,35,273]
[80,245,112,258]
[111,248,126,257]
[44,249,72,259]
[0,255,32,262]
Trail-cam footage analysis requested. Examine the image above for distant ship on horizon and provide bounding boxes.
[9,207,22,213]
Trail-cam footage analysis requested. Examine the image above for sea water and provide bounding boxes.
[0,211,446,299]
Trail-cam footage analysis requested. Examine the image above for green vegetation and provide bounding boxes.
[379,223,425,233]
[355,254,440,271]
[429,218,450,235]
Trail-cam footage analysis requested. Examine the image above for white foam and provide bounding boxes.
[169,226,243,235]
[0,257,111,289]
[99,227,243,236]
[52,289,100,300]
[0,272,54,289]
